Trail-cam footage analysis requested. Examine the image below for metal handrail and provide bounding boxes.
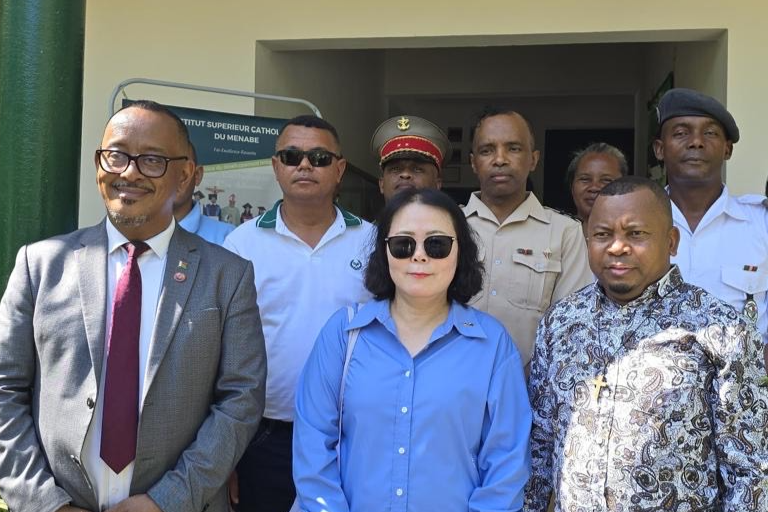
[108,77,322,117]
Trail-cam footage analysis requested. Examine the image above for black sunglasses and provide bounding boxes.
[275,149,342,167]
[385,235,456,259]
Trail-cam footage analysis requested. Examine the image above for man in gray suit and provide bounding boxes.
[0,101,267,512]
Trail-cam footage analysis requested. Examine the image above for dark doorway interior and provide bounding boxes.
[542,128,634,214]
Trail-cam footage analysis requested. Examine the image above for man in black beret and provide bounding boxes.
[654,87,768,370]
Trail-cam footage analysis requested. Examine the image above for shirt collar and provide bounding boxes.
[178,201,202,233]
[721,185,751,221]
[669,184,748,224]
[348,299,487,340]
[255,199,363,229]
[594,264,683,310]
[106,217,176,259]
[463,191,549,225]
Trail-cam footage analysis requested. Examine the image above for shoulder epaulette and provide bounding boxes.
[544,206,582,223]
[736,194,768,206]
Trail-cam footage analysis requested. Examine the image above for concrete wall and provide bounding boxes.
[252,44,387,174]
[80,1,768,225]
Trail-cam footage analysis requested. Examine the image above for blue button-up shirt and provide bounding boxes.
[294,299,531,512]
[178,201,235,245]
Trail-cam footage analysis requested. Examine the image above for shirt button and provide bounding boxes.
[86,397,95,409]
[401,406,408,413]
[404,370,411,378]
[491,290,497,296]
[398,447,405,454]
[396,488,403,497]
[494,259,501,265]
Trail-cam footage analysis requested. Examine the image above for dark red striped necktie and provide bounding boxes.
[100,241,150,473]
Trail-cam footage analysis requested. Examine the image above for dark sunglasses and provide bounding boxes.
[385,235,456,259]
[275,149,342,167]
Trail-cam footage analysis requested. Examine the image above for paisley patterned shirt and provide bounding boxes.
[524,265,768,512]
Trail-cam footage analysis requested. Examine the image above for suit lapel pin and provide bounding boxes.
[174,260,189,282]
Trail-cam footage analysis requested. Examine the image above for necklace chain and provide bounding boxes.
[591,295,662,401]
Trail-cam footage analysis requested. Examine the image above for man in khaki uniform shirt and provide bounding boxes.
[464,109,592,366]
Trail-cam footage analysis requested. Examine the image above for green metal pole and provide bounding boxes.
[0,1,85,292]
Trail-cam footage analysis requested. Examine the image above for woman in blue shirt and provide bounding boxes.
[293,188,531,512]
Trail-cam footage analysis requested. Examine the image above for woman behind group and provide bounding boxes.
[293,188,531,512]
[567,142,627,234]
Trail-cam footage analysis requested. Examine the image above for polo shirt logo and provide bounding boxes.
[350,259,362,270]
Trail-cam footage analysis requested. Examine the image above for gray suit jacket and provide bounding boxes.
[0,221,267,512]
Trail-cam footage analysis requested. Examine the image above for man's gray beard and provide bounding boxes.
[108,209,148,228]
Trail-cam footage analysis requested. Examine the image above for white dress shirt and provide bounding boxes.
[81,219,175,510]
[671,186,768,344]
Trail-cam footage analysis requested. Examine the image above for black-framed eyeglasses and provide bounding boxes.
[385,235,456,259]
[275,149,342,167]
[96,149,188,178]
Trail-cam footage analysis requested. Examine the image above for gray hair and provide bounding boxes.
[566,142,629,188]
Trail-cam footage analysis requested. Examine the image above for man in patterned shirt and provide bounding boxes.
[525,176,768,512]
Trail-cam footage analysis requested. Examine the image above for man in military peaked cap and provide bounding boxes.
[371,115,451,202]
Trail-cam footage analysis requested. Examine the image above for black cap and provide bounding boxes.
[657,88,739,142]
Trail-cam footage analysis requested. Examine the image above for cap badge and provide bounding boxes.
[397,116,410,131]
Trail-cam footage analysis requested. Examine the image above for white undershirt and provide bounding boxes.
[81,219,174,510]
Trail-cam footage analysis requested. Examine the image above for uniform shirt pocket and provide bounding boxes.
[509,254,562,311]
[721,266,768,295]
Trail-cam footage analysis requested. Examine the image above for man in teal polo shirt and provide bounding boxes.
[224,115,373,512]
